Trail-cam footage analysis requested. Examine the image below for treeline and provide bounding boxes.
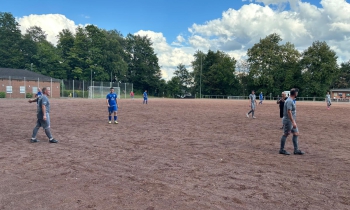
[1,12,349,97]
[172,34,350,97]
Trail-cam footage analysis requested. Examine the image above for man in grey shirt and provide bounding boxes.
[279,88,304,155]
[30,87,58,143]
[246,90,257,119]
[326,91,331,110]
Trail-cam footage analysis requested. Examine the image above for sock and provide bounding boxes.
[280,135,287,150]
[292,135,299,151]
[109,116,112,121]
[114,116,117,121]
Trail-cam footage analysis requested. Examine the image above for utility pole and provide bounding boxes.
[200,53,202,99]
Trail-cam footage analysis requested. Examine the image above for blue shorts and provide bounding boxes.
[108,106,117,113]
[144,97,148,100]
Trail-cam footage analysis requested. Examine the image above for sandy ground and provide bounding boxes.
[0,98,349,210]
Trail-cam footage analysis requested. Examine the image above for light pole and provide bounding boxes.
[200,53,202,99]
[31,63,33,71]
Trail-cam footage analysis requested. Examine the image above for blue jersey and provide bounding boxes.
[259,93,263,100]
[106,93,117,106]
[143,92,148,99]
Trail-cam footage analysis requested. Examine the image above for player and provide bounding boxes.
[279,88,304,155]
[106,87,119,124]
[259,92,264,105]
[277,92,288,129]
[130,91,134,100]
[326,91,331,110]
[28,87,42,104]
[30,87,58,143]
[246,90,257,119]
[143,90,148,104]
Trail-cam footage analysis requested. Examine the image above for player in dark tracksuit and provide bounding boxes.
[277,92,288,129]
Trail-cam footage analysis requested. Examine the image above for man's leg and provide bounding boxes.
[31,120,41,143]
[292,127,304,155]
[279,121,291,155]
[108,107,112,123]
[114,111,118,124]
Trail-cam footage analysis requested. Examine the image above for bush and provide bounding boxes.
[0,92,5,98]
[26,93,33,98]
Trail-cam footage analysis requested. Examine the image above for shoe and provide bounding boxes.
[49,139,58,143]
[114,121,118,124]
[294,150,305,155]
[30,138,39,143]
[280,126,284,129]
[108,121,112,124]
[279,150,290,155]
[252,116,256,119]
[246,113,249,118]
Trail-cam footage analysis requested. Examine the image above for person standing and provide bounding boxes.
[143,90,148,104]
[326,91,331,110]
[106,87,118,124]
[28,87,42,104]
[279,88,304,155]
[259,92,264,105]
[246,90,257,119]
[130,91,134,100]
[30,87,58,143]
[277,92,288,129]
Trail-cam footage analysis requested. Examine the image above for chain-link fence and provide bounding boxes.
[61,80,133,99]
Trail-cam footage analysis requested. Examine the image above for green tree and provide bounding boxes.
[333,60,350,89]
[173,63,192,94]
[125,34,162,93]
[166,77,181,97]
[300,41,339,96]
[0,12,24,68]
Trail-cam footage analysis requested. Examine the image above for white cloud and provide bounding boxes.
[135,30,194,80]
[17,14,79,45]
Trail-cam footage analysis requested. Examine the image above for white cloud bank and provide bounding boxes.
[17,0,350,79]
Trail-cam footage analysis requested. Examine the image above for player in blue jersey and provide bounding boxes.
[259,92,264,105]
[28,88,42,104]
[143,90,148,104]
[106,87,119,124]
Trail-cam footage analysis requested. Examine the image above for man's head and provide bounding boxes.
[252,90,255,94]
[327,91,330,94]
[290,88,299,97]
[282,92,286,97]
[42,87,50,96]
[145,90,147,92]
[110,87,114,93]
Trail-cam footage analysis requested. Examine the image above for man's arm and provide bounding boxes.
[42,104,46,120]
[106,99,109,107]
[28,98,38,103]
[287,109,296,128]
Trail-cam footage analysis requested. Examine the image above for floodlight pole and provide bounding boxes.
[200,54,202,99]
[90,69,92,99]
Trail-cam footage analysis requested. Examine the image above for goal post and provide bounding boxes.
[88,86,120,99]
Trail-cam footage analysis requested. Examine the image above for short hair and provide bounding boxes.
[110,87,114,90]
[290,88,299,96]
[252,90,255,92]
[42,87,47,94]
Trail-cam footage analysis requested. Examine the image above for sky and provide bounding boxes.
[1,0,350,80]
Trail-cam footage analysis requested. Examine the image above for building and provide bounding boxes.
[0,68,61,98]
[330,88,350,99]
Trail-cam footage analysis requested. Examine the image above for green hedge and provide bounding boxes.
[26,93,33,98]
[0,92,5,98]
[63,90,89,98]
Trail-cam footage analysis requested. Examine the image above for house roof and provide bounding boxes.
[330,89,350,92]
[0,68,60,82]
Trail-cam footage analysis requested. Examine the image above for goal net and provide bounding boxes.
[88,86,120,99]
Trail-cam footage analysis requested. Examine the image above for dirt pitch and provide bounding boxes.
[0,98,349,210]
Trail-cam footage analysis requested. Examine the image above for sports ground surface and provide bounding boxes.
[0,98,349,210]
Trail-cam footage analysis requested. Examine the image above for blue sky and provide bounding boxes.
[1,0,350,79]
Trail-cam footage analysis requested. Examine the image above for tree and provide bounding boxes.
[0,12,24,68]
[125,34,162,93]
[333,60,350,89]
[300,41,339,96]
[173,63,192,94]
